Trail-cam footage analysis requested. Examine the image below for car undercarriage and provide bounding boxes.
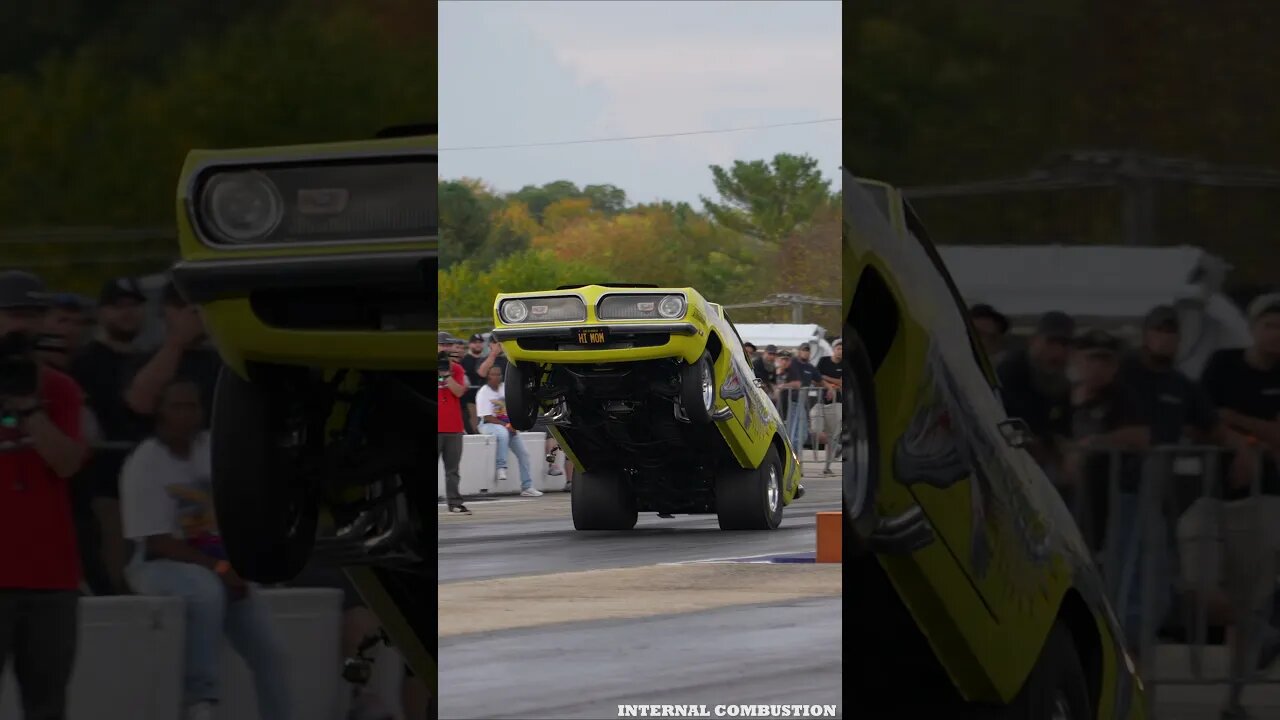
[535,359,740,515]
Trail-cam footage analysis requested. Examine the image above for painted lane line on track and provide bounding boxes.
[660,549,814,565]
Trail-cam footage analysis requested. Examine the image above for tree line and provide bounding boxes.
[0,0,433,296]
[439,153,841,337]
[849,0,1280,288]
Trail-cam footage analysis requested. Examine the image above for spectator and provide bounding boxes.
[460,334,487,434]
[970,303,1011,366]
[125,281,222,428]
[36,293,92,370]
[812,338,844,475]
[774,350,807,451]
[476,365,542,497]
[119,379,291,720]
[790,344,821,450]
[743,342,757,361]
[0,270,89,720]
[1121,305,1238,646]
[70,277,151,596]
[34,292,114,597]
[1120,305,1219,446]
[1061,329,1159,654]
[439,331,470,514]
[997,311,1076,481]
[1190,292,1280,711]
[753,344,777,396]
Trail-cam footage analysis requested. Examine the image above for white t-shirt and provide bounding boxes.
[119,432,215,563]
[475,383,509,425]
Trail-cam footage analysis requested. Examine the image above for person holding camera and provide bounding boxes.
[439,331,469,514]
[0,270,90,720]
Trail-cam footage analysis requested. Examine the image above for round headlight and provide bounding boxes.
[657,295,685,319]
[501,300,529,324]
[201,171,284,243]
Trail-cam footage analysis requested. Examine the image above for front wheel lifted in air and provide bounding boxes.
[680,352,716,425]
[210,367,319,583]
[505,360,540,432]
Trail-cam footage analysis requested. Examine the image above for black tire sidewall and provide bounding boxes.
[211,367,317,583]
[571,469,637,530]
[680,352,714,425]
[504,361,539,431]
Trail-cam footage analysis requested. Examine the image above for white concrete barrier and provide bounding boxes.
[0,589,346,720]
[215,588,344,720]
[1,595,184,720]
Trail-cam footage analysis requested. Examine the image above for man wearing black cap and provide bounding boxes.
[439,331,470,514]
[0,270,90,719]
[69,277,151,596]
[1194,292,1280,701]
[997,311,1077,475]
[1062,329,1159,653]
[753,345,777,397]
[1120,306,1219,448]
[969,303,1011,366]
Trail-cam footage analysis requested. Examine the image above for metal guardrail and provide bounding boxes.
[1064,444,1280,717]
[776,386,840,475]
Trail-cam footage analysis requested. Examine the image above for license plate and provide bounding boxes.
[576,327,608,345]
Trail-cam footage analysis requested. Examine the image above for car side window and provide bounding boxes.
[722,311,747,350]
[901,200,998,387]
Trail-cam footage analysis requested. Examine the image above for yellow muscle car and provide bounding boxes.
[843,173,1145,718]
[491,284,804,530]
[169,125,436,584]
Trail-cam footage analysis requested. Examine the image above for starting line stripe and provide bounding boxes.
[662,550,816,565]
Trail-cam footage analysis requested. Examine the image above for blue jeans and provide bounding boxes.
[1112,492,1174,652]
[127,559,292,719]
[785,398,809,452]
[479,422,534,490]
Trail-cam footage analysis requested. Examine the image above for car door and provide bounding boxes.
[895,197,1061,622]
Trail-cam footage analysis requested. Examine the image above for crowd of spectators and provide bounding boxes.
[973,296,1280,719]
[0,270,425,720]
[744,339,844,473]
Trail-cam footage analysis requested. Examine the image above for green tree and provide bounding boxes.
[700,153,832,245]
[510,180,581,222]
[582,183,627,214]
[439,180,491,270]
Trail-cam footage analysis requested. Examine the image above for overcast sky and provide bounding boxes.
[438,1,841,206]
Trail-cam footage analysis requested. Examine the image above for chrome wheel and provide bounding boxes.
[700,359,714,411]
[1050,693,1071,720]
[844,356,870,518]
[766,464,780,512]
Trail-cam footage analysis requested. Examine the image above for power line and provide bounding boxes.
[438,117,842,152]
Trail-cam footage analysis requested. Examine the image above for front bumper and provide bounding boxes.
[172,249,432,304]
[492,322,704,364]
[172,249,436,373]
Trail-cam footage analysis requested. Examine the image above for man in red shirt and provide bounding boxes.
[0,270,89,720]
[439,331,469,514]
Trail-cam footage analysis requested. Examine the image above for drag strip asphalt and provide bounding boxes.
[438,596,843,720]
[438,472,842,583]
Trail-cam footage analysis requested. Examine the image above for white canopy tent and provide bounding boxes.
[936,244,1250,378]
[734,323,834,362]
